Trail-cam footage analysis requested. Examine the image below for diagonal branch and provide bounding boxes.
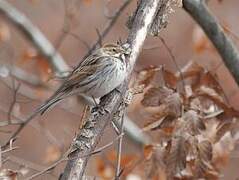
[183,0,239,85]
[59,0,169,179]
[0,0,70,76]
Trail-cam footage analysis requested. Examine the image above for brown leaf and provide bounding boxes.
[141,87,174,107]
[164,92,182,117]
[143,145,154,160]
[136,66,161,87]
[214,122,232,143]
[179,61,204,80]
[192,25,214,54]
[143,117,166,132]
[183,110,206,135]
[96,157,114,179]
[0,169,18,180]
[196,86,225,109]
[36,57,53,81]
[162,69,178,89]
[196,86,239,117]
[194,158,218,179]
[193,140,217,178]
[21,47,38,63]
[166,136,187,177]
[144,150,166,180]
[198,140,213,161]
[107,151,137,169]
[199,72,223,95]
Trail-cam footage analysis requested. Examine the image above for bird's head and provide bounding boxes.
[102,43,131,58]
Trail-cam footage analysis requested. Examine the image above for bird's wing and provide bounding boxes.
[38,52,107,114]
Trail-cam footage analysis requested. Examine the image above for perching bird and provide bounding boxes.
[39,43,131,114]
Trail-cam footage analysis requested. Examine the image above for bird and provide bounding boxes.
[38,42,131,114]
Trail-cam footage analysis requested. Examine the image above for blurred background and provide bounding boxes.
[0,0,238,179]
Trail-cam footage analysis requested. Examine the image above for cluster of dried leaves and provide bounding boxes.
[136,62,239,179]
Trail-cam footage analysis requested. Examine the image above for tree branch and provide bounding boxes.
[0,0,150,169]
[0,0,70,76]
[183,0,239,85]
[59,0,168,179]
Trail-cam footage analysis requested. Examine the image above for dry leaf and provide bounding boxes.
[163,92,182,117]
[143,117,166,132]
[136,66,161,87]
[179,61,204,79]
[162,69,178,89]
[194,140,216,178]
[36,57,52,81]
[143,145,154,160]
[96,157,114,179]
[183,110,206,135]
[198,140,213,161]
[214,121,232,143]
[199,72,223,95]
[0,169,18,180]
[192,25,214,54]
[166,136,187,177]
[141,87,174,107]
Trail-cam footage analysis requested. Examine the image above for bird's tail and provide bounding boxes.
[38,96,63,115]
[38,82,74,115]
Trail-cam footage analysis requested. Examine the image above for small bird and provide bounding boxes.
[39,43,131,114]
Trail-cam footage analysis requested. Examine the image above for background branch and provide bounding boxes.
[0,0,70,76]
[183,0,239,85]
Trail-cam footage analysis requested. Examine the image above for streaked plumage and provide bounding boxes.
[39,43,131,114]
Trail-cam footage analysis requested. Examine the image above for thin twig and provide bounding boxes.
[7,79,21,123]
[159,36,186,92]
[115,113,124,180]
[80,0,134,62]
[26,157,67,180]
[28,134,123,180]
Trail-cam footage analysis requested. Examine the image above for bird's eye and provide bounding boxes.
[112,48,117,52]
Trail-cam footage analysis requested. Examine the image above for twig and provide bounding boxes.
[60,0,168,179]
[28,134,123,180]
[1,146,19,154]
[1,74,148,148]
[7,79,21,123]
[80,0,134,61]
[0,0,70,76]
[183,0,239,85]
[115,114,124,179]
[159,36,186,91]
[26,157,67,180]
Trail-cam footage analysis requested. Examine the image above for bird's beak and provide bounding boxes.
[122,43,131,55]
